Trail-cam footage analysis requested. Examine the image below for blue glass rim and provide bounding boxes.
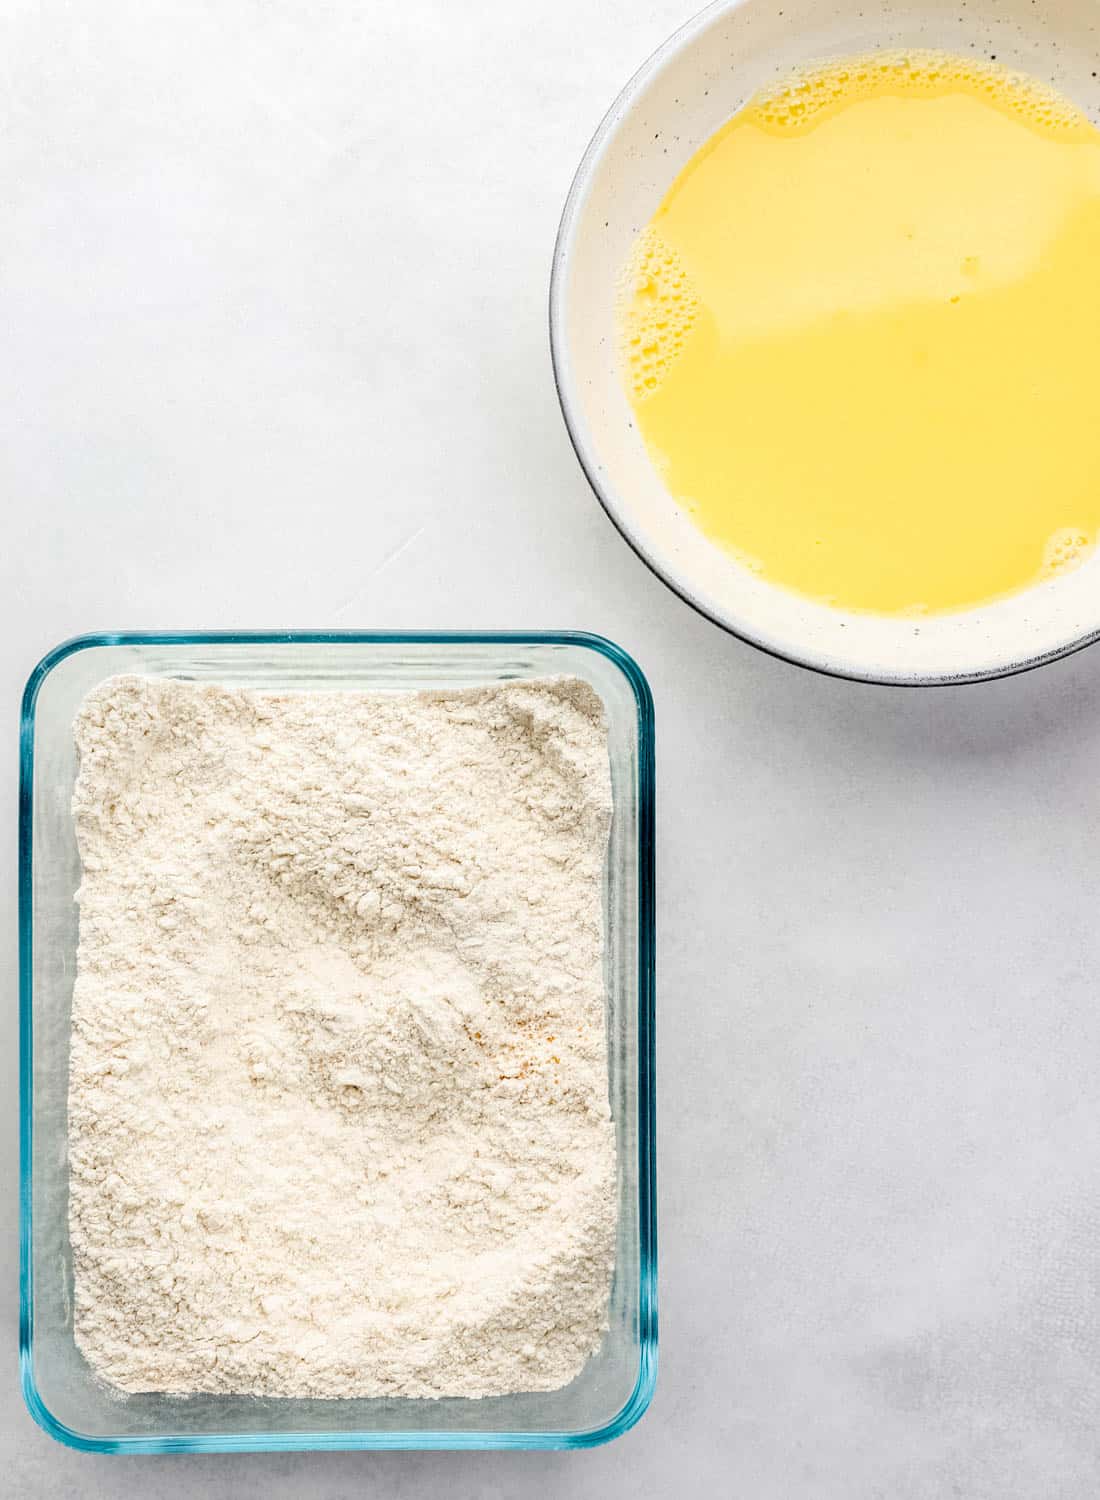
[19,630,657,1453]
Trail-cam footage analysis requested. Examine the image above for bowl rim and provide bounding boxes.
[547,0,1100,688]
[19,630,657,1452]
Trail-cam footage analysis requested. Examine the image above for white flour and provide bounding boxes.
[68,673,616,1398]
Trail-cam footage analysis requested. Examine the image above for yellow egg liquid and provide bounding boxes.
[618,54,1100,615]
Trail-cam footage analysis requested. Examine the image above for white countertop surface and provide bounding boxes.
[5,3,1100,1495]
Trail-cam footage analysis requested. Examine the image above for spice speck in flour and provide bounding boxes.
[68,674,616,1398]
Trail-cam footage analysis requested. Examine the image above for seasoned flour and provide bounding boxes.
[68,674,616,1398]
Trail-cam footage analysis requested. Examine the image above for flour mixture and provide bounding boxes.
[68,674,616,1398]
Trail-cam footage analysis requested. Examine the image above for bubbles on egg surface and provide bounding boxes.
[617,229,699,400]
[748,51,1093,140]
[1041,527,1093,578]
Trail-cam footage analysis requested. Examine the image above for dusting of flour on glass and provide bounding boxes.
[67,674,616,1399]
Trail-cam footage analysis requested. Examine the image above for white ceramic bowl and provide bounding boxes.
[551,0,1100,684]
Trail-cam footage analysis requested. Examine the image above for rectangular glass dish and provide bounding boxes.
[19,631,656,1453]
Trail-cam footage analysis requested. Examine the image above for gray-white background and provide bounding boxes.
[5,2,1100,1495]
